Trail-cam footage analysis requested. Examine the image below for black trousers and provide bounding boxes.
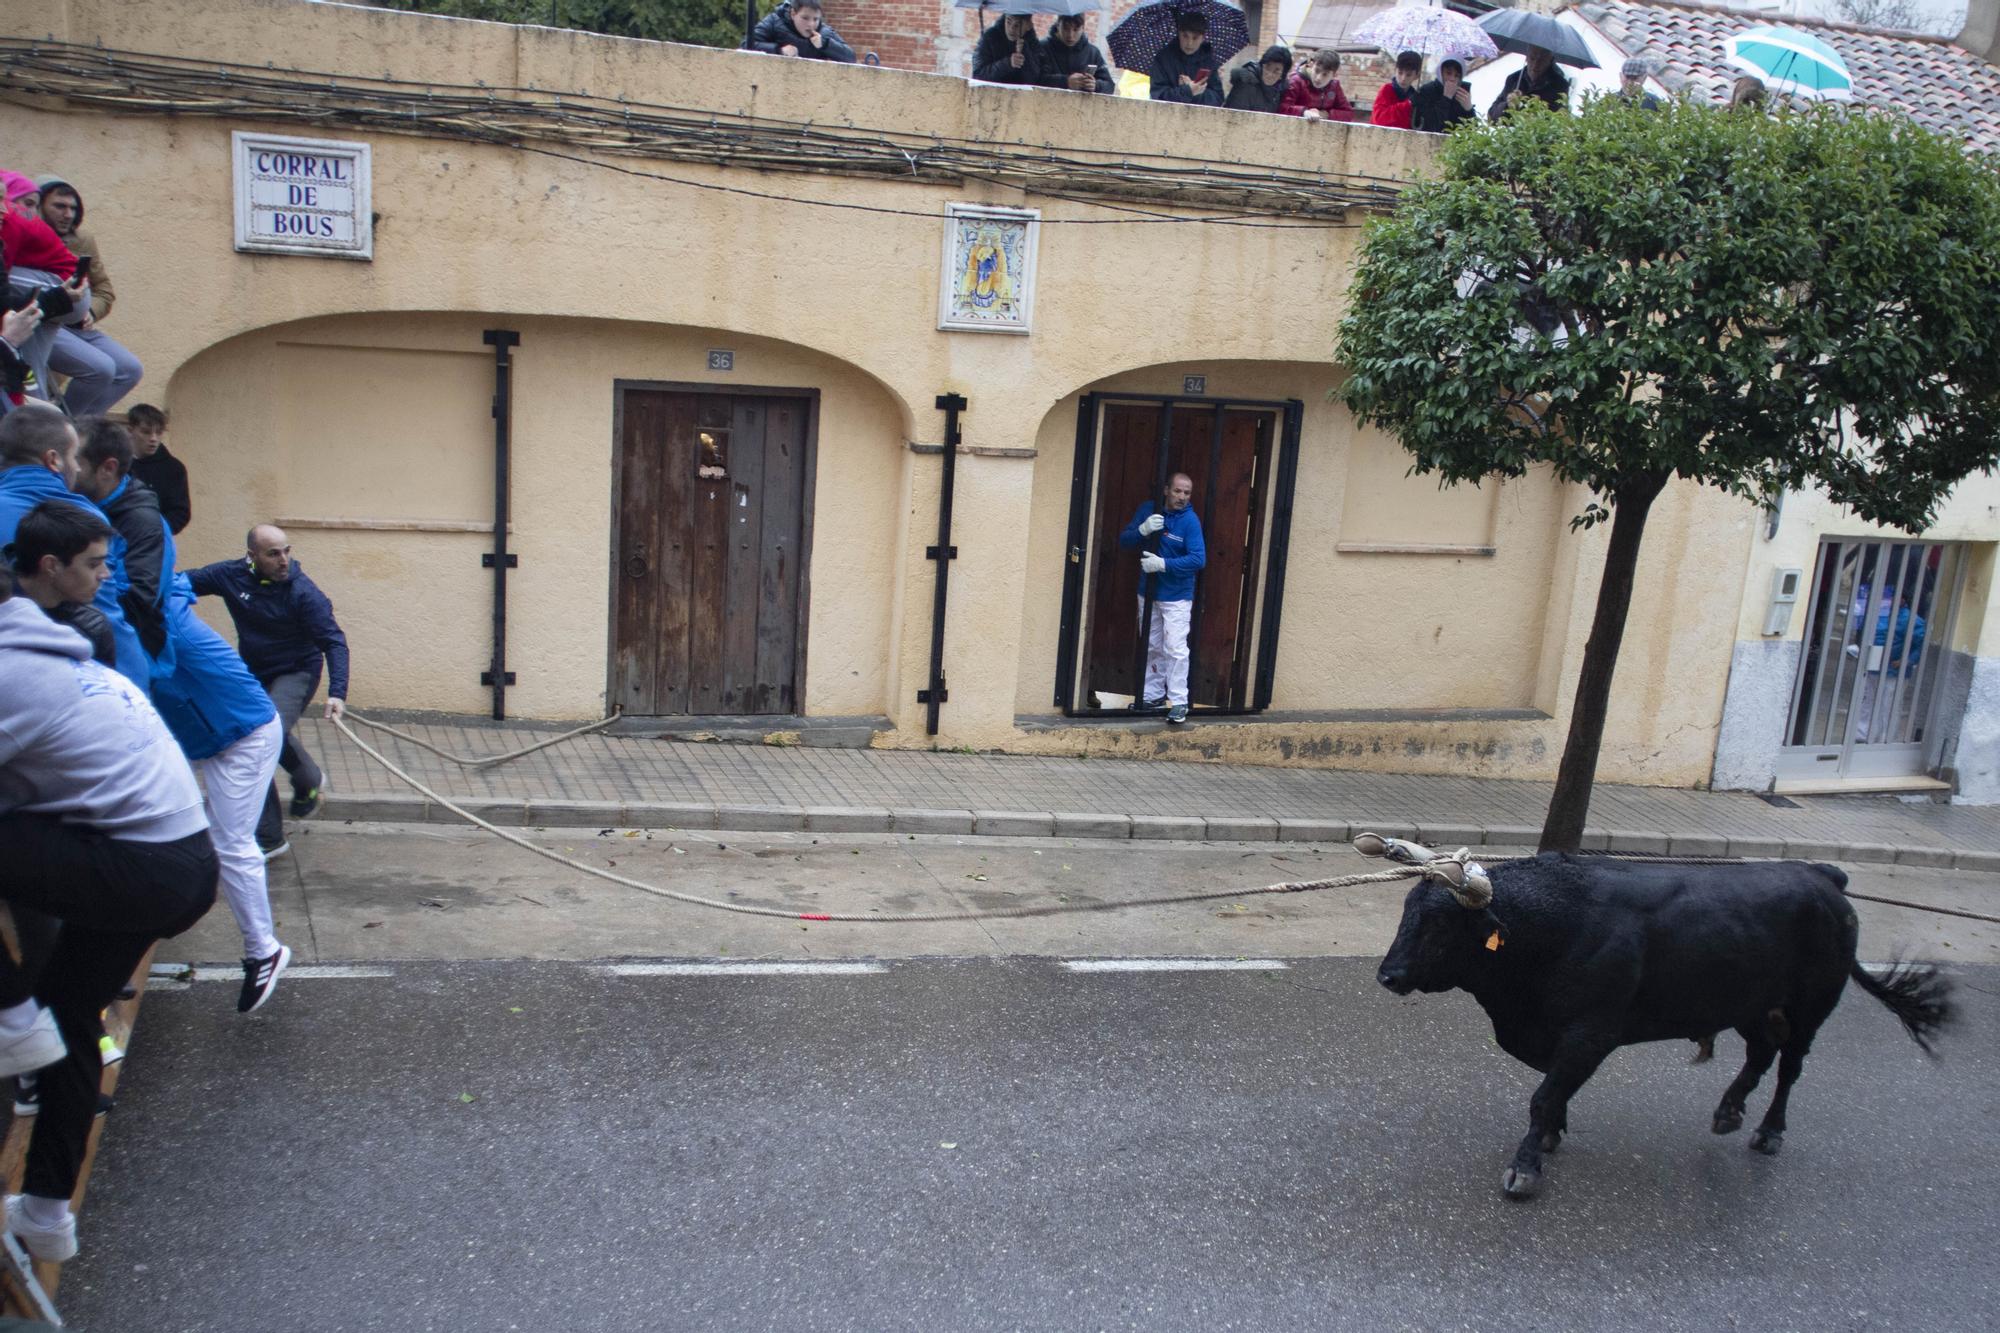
[0,815,216,1199]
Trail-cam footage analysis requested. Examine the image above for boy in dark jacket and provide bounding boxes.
[1150,11,1226,106]
[1411,57,1478,133]
[974,13,1053,85]
[745,0,857,62]
[1039,14,1116,93]
[125,403,190,534]
[1225,45,1292,113]
[69,418,172,666]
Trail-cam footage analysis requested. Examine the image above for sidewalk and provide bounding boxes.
[302,717,2000,872]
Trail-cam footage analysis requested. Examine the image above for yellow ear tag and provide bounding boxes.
[1485,930,1503,952]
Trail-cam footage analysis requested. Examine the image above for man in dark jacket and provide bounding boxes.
[974,13,1053,85]
[124,403,189,534]
[69,418,172,665]
[1150,11,1226,106]
[745,0,857,62]
[187,524,350,854]
[1488,45,1571,120]
[1038,14,1116,93]
[1411,57,1478,133]
[1225,45,1292,112]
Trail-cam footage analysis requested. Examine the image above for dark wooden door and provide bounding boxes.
[1082,401,1269,708]
[614,389,810,715]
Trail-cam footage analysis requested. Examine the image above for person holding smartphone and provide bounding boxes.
[36,175,144,418]
[1411,57,1478,134]
[1,172,85,407]
[1039,14,1116,94]
[1150,10,1226,106]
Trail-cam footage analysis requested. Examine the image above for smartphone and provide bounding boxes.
[1194,67,1211,81]
[71,256,93,276]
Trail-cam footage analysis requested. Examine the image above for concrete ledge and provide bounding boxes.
[524,800,627,828]
[1483,824,1541,848]
[1954,850,2000,873]
[803,806,894,833]
[1576,828,1611,851]
[714,804,808,832]
[434,798,530,827]
[1606,831,1672,855]
[1840,842,1899,865]
[1052,812,1132,839]
[1131,815,1204,840]
[1356,821,1417,842]
[1203,816,1277,842]
[1666,833,1729,858]
[890,808,975,835]
[1783,840,1847,862]
[1276,818,1349,843]
[1893,845,1957,869]
[973,810,1056,837]
[1726,836,1787,859]
[622,802,720,830]
[324,795,429,823]
[1416,823,1485,849]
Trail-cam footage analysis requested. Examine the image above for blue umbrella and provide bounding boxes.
[1105,0,1251,74]
[953,0,1105,12]
[1725,24,1853,100]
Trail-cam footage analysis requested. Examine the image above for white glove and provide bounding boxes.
[1140,552,1166,574]
[1139,513,1165,535]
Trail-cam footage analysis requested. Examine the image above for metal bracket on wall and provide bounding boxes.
[481,553,519,569]
[920,393,967,734]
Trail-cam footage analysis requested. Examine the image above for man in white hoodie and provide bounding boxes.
[0,576,217,1263]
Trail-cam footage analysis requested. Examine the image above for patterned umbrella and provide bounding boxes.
[1105,0,1252,74]
[1351,2,1497,64]
[1474,7,1599,69]
[1725,24,1853,100]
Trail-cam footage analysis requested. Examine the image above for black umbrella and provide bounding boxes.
[1475,8,1599,69]
[1105,0,1251,73]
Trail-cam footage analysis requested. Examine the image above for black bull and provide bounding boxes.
[1375,853,1954,1198]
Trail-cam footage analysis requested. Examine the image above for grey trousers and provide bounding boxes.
[255,669,326,849]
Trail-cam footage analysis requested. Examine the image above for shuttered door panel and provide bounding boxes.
[651,395,697,715]
[1084,404,1160,700]
[755,398,808,714]
[718,397,768,712]
[684,396,734,714]
[612,392,663,715]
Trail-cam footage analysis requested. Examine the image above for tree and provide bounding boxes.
[1826,0,1944,35]
[1334,101,2000,851]
[374,0,747,49]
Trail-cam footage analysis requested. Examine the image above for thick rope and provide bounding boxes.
[344,710,621,770]
[332,715,1420,923]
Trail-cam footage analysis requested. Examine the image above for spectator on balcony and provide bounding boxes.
[1225,44,1293,113]
[1040,14,1116,93]
[1371,49,1423,128]
[1411,57,1477,133]
[1150,10,1226,106]
[1489,44,1570,119]
[1728,74,1768,111]
[745,0,857,62]
[1,173,84,407]
[1616,57,1663,110]
[975,12,1053,86]
[36,176,142,419]
[1278,48,1354,121]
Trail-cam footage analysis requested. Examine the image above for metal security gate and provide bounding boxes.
[1777,539,1966,783]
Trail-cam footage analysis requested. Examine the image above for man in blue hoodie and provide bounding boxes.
[1118,472,1207,724]
[0,404,147,687]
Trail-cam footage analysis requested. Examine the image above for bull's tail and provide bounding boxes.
[1849,960,1955,1056]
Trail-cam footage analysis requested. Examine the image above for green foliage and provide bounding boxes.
[376,0,747,49]
[1335,100,2000,530]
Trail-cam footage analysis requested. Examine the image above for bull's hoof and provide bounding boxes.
[1690,1038,1714,1065]
[1712,1108,1744,1135]
[1749,1129,1783,1156]
[1538,1130,1563,1153]
[1500,1165,1542,1199]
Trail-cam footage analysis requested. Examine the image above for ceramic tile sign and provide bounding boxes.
[233,132,373,259]
[938,204,1039,334]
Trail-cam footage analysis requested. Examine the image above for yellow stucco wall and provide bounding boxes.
[3,0,1757,785]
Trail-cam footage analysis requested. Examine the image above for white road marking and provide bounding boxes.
[597,961,888,977]
[1061,958,1289,973]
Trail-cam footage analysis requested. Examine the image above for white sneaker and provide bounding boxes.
[0,1009,66,1080]
[5,1194,77,1263]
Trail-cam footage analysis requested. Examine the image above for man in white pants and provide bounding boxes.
[148,572,291,1012]
[1117,472,1208,724]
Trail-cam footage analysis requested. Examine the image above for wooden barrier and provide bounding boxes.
[0,905,156,1324]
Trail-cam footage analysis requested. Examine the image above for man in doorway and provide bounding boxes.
[1119,472,1207,724]
[186,524,349,856]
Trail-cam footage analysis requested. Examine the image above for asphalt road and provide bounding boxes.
[56,955,2000,1332]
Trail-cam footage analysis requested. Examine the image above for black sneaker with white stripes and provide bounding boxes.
[12,1074,37,1118]
[237,944,292,1014]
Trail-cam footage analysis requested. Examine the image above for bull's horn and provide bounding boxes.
[1422,852,1493,910]
[1352,832,1388,858]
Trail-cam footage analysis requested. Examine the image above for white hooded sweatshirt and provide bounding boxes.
[0,595,208,841]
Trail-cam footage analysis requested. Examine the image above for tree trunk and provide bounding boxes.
[1538,473,1669,853]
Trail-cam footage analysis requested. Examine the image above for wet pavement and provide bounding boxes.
[58,955,2000,1332]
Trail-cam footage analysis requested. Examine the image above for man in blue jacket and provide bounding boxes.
[1118,471,1207,724]
[186,524,349,853]
[0,405,147,688]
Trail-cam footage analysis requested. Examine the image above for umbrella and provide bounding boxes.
[1105,0,1251,74]
[1351,2,1498,64]
[1725,24,1853,100]
[952,0,1104,13]
[1474,8,1599,69]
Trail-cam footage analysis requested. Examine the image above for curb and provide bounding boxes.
[319,794,2000,875]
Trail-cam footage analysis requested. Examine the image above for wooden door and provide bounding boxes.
[614,389,810,715]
